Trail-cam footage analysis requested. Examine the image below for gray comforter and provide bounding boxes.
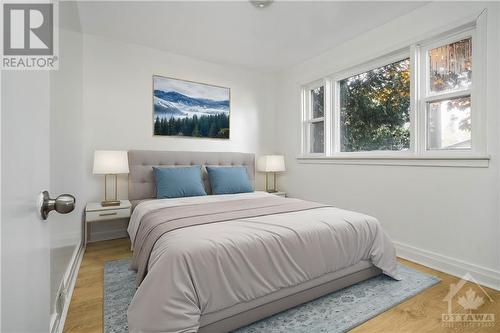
[131,197,326,285]
[127,192,398,333]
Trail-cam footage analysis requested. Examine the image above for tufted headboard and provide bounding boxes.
[128,150,255,206]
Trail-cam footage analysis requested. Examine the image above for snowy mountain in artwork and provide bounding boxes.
[153,90,229,119]
[152,76,230,138]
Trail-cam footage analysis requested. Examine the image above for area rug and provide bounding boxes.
[104,259,439,333]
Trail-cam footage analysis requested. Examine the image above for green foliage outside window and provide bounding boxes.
[339,59,411,152]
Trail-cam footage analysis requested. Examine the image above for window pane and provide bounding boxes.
[427,96,471,150]
[339,58,410,152]
[311,86,324,118]
[310,121,324,153]
[429,38,472,93]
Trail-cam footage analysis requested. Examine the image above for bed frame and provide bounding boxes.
[128,150,382,332]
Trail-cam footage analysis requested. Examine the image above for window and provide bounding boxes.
[303,84,325,154]
[339,58,411,152]
[301,19,486,165]
[424,38,472,150]
[427,97,471,150]
[428,38,472,93]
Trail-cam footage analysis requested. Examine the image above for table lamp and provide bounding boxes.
[93,150,129,206]
[257,155,286,193]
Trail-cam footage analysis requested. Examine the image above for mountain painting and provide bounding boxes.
[153,75,230,138]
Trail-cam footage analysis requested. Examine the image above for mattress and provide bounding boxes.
[127,192,398,333]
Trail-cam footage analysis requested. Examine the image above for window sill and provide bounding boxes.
[296,155,490,168]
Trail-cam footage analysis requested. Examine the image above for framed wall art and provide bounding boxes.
[153,75,230,139]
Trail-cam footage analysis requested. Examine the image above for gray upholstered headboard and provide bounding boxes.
[128,150,255,205]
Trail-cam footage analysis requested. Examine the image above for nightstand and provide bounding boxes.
[271,192,286,198]
[84,200,131,245]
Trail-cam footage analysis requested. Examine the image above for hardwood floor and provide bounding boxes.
[64,238,500,333]
[64,239,132,333]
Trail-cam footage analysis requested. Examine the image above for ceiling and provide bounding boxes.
[72,1,427,72]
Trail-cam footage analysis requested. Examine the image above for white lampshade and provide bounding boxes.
[257,155,286,172]
[93,150,129,174]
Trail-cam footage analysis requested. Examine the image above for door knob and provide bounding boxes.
[39,191,76,220]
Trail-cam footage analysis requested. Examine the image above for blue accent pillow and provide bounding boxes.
[153,166,207,199]
[206,166,253,195]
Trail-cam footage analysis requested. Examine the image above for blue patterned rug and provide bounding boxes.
[104,259,439,333]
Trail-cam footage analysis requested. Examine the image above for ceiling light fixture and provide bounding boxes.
[250,0,273,9]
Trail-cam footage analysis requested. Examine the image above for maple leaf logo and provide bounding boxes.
[457,288,485,313]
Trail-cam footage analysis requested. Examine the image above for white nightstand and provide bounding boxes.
[271,191,286,198]
[84,200,131,245]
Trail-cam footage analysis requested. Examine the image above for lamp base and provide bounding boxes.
[101,200,121,207]
[265,172,279,193]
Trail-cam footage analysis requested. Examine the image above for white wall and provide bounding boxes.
[81,34,276,239]
[274,2,500,289]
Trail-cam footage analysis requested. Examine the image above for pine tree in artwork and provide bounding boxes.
[153,112,229,138]
[154,116,161,135]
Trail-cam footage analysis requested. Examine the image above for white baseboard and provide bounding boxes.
[50,241,85,333]
[394,241,500,291]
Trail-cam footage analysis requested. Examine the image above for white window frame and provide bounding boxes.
[418,27,484,157]
[330,50,412,157]
[301,80,329,156]
[299,12,488,167]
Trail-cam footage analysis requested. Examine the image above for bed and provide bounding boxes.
[126,150,398,333]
